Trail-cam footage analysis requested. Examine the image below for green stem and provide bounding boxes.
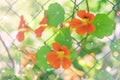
[86,0,89,12]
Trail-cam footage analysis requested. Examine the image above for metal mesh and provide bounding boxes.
[0,0,120,80]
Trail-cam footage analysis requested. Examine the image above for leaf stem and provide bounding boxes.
[86,0,89,12]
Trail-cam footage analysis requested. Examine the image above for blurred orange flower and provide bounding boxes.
[35,13,48,38]
[46,42,71,69]
[16,31,25,42]
[70,10,95,35]
[35,26,46,38]
[18,15,29,30]
[16,15,32,42]
[24,50,36,64]
[17,15,47,41]
[20,49,36,68]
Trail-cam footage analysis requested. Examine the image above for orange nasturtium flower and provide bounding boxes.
[46,42,71,69]
[16,15,32,42]
[70,10,95,35]
[35,13,48,38]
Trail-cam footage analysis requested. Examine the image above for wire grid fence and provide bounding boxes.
[0,0,120,80]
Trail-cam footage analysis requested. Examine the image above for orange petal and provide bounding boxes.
[21,54,30,68]
[86,13,94,21]
[62,57,71,69]
[77,10,86,19]
[52,42,61,51]
[35,26,46,38]
[61,46,70,56]
[70,18,82,28]
[40,10,47,24]
[16,31,25,42]
[86,24,95,34]
[76,25,87,35]
[30,53,36,64]
[53,58,61,69]
[76,24,95,35]
[18,15,28,29]
[39,16,47,25]
[18,15,25,29]
[46,52,58,65]
[25,50,36,64]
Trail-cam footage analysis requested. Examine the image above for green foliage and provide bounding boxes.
[110,39,120,60]
[0,68,19,80]
[97,0,107,11]
[0,0,117,80]
[33,65,41,74]
[46,2,65,27]
[100,0,107,3]
[37,70,56,80]
[36,46,51,70]
[80,39,105,57]
[55,28,72,48]
[92,14,115,38]
[73,59,84,71]
[69,50,76,60]
[94,70,113,80]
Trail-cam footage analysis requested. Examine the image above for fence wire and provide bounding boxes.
[0,0,120,80]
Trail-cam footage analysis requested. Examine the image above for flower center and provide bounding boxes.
[82,18,89,25]
[57,51,64,58]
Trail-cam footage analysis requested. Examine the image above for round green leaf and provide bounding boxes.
[46,2,65,27]
[92,14,115,38]
[36,46,51,70]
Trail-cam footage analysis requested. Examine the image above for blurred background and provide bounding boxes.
[0,0,120,80]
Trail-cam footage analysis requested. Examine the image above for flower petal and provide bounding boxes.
[77,10,94,22]
[61,46,70,56]
[18,15,28,29]
[21,54,30,68]
[18,15,25,29]
[46,52,58,65]
[16,31,25,42]
[25,50,36,64]
[39,16,47,25]
[53,58,61,69]
[70,18,82,28]
[35,26,46,38]
[76,24,95,35]
[77,10,86,19]
[86,24,95,34]
[86,13,94,21]
[76,25,87,35]
[52,42,61,51]
[62,57,71,69]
